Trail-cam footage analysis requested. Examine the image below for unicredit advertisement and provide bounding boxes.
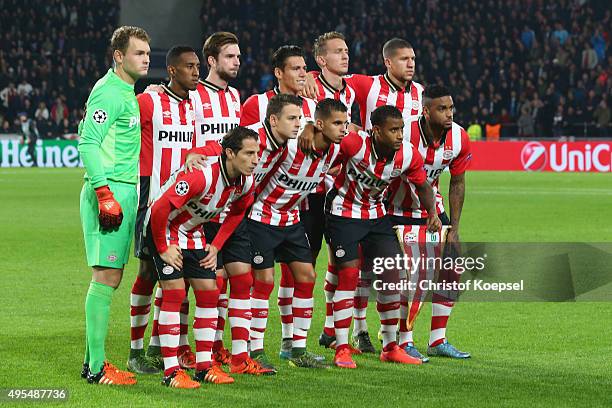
[470,141,612,172]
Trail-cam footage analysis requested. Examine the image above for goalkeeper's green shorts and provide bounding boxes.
[80,180,137,268]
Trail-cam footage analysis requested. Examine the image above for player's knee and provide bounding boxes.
[253,269,274,285]
[92,267,123,289]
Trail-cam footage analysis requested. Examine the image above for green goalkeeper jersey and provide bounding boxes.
[78,68,141,188]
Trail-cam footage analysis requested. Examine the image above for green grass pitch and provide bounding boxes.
[1,169,611,407]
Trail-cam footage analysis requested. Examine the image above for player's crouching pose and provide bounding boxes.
[143,127,258,388]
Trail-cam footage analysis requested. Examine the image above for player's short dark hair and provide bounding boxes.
[221,126,259,153]
[370,105,403,128]
[423,85,452,106]
[382,38,413,59]
[315,98,348,120]
[313,32,346,59]
[166,45,196,67]
[110,26,150,54]
[266,94,303,120]
[203,31,239,66]
[272,45,304,70]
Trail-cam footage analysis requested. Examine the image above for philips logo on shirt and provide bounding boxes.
[278,173,319,191]
[129,116,139,128]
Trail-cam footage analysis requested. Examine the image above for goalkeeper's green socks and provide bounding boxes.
[85,281,115,374]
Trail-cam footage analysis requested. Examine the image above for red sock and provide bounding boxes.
[430,293,454,347]
[250,279,274,353]
[377,292,400,351]
[193,289,219,372]
[229,273,253,365]
[159,288,185,376]
[130,275,155,350]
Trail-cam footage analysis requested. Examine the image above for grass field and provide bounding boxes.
[1,169,611,407]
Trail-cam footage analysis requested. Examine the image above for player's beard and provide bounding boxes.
[218,68,237,83]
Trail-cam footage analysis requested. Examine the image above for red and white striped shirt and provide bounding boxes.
[191,80,241,147]
[327,130,426,219]
[138,85,196,204]
[314,73,355,121]
[240,86,317,128]
[345,73,423,130]
[250,138,341,226]
[147,156,254,252]
[248,120,291,187]
[388,120,471,218]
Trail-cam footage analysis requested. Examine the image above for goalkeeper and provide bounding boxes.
[77,26,150,386]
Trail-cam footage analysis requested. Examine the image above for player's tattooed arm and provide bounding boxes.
[447,173,466,243]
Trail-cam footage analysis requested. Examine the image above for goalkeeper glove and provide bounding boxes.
[95,185,123,230]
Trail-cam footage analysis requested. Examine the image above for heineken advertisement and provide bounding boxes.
[0,139,83,168]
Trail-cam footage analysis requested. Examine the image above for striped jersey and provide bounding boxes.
[250,138,341,226]
[388,120,471,218]
[248,120,291,187]
[240,86,317,128]
[345,73,423,130]
[138,85,196,204]
[147,156,254,251]
[191,79,241,146]
[326,130,426,219]
[313,73,355,121]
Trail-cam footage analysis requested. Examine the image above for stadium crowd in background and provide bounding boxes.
[0,0,610,139]
[0,0,118,138]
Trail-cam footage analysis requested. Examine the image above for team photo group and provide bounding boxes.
[78,25,471,389]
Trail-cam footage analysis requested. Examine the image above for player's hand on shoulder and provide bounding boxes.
[184,153,209,173]
[299,72,319,99]
[199,244,218,270]
[144,83,164,94]
[161,245,183,270]
[298,123,316,154]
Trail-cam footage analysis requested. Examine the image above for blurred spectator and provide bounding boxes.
[51,97,69,126]
[593,99,610,137]
[518,105,535,138]
[35,101,49,121]
[19,112,39,166]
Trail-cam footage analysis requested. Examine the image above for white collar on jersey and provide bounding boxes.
[263,119,285,149]
[218,155,241,187]
[418,115,448,148]
[383,73,411,93]
[319,72,347,94]
[161,84,189,102]
[369,130,397,162]
[200,79,228,92]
